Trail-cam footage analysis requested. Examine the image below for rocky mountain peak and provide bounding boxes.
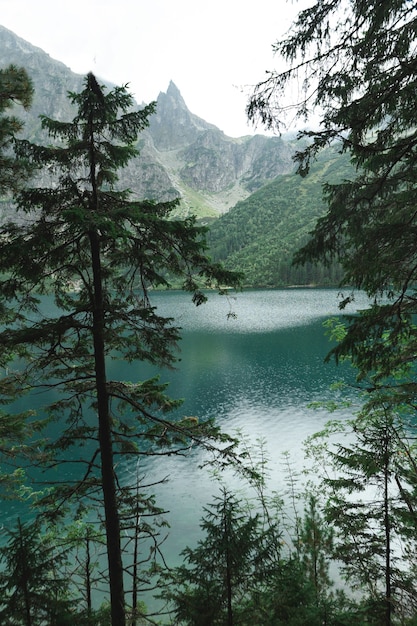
[2,26,296,217]
[165,80,185,101]
[148,81,218,151]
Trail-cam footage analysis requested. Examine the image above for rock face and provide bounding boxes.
[0,26,84,137]
[179,133,293,193]
[148,81,218,151]
[1,25,295,216]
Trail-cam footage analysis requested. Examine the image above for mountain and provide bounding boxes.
[208,147,354,287]
[0,25,296,217]
[1,25,353,288]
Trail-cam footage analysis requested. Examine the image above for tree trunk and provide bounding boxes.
[86,98,126,626]
[85,526,92,616]
[18,519,33,626]
[383,431,392,626]
[224,509,233,626]
[90,227,126,626]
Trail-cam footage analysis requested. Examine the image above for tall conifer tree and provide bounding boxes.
[0,73,239,626]
[0,64,45,491]
[248,3,417,619]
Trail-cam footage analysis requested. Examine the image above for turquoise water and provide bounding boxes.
[0,288,366,592]
[110,288,365,561]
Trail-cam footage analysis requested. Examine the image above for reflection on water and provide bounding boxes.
[150,287,370,334]
[1,289,363,569]
[114,289,362,564]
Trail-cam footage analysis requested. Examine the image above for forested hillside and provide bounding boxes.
[208,147,353,287]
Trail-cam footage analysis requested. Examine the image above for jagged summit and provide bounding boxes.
[157,80,186,108]
[1,26,295,216]
[149,81,218,150]
[165,80,183,98]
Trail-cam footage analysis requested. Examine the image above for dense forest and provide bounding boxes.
[207,148,352,287]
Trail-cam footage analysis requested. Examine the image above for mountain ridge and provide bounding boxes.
[1,24,349,289]
[0,24,296,216]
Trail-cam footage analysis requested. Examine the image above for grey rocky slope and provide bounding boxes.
[1,25,295,217]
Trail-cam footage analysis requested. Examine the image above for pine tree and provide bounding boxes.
[0,65,47,493]
[248,7,417,619]
[297,493,334,615]
[0,63,33,195]
[308,408,417,625]
[160,487,281,626]
[0,73,239,626]
[248,1,417,406]
[0,518,74,626]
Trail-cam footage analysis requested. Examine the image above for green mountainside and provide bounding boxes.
[208,148,354,287]
[1,25,355,287]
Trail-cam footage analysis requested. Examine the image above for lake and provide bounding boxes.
[112,288,365,561]
[1,288,366,595]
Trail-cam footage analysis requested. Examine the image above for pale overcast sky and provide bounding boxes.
[0,0,302,137]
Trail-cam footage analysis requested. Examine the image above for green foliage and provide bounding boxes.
[160,472,366,626]
[0,73,240,626]
[0,64,34,196]
[160,486,284,625]
[248,11,417,623]
[248,0,417,405]
[0,65,49,495]
[307,407,417,625]
[297,493,334,607]
[0,518,74,626]
[208,147,350,287]
[0,516,124,625]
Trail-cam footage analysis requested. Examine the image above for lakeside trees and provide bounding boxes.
[247,0,417,388]
[0,72,240,625]
[0,65,47,494]
[160,486,282,626]
[0,518,74,625]
[306,405,417,624]
[0,64,33,195]
[248,1,417,624]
